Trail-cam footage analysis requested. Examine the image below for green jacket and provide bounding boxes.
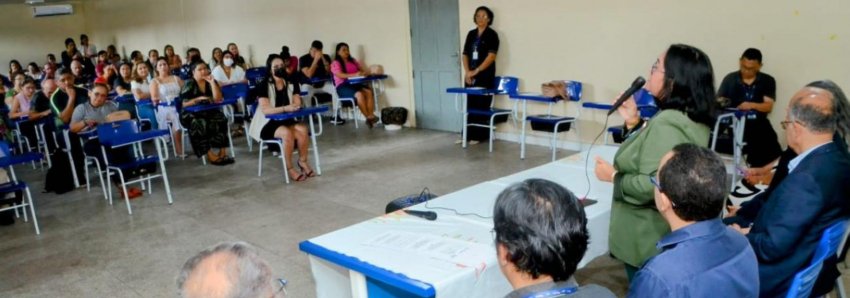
[608,110,710,267]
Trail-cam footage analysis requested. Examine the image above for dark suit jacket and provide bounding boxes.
[740,140,850,297]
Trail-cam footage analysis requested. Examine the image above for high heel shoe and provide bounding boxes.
[288,167,307,182]
[298,160,316,177]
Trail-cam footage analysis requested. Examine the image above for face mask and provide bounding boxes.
[223,58,234,67]
[273,68,287,79]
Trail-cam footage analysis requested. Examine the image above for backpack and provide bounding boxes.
[44,153,76,194]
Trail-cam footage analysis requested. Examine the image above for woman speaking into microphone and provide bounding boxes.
[594,44,718,280]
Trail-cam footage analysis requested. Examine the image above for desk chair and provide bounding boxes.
[96,120,172,214]
[221,83,250,150]
[0,141,40,234]
[76,129,108,201]
[464,76,519,152]
[603,89,658,145]
[811,220,849,298]
[525,81,583,161]
[245,67,268,152]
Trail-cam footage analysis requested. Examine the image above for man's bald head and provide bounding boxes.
[41,79,56,96]
[177,242,277,298]
[789,87,836,134]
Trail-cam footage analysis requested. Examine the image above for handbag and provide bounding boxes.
[541,81,568,99]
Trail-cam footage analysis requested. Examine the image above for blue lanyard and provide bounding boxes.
[473,37,482,53]
[743,84,755,102]
[522,286,578,298]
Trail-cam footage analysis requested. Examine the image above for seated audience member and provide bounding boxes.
[113,63,133,96]
[50,67,90,175]
[249,54,315,181]
[186,48,203,65]
[10,77,40,146]
[494,179,616,298]
[280,46,298,76]
[718,48,783,184]
[725,81,850,297]
[227,43,251,69]
[26,62,43,81]
[164,45,183,72]
[129,50,144,65]
[46,53,57,66]
[211,51,247,86]
[180,62,232,165]
[106,45,117,59]
[95,50,110,78]
[150,58,184,155]
[70,83,142,199]
[209,47,223,70]
[5,73,26,104]
[627,144,759,297]
[70,59,93,87]
[331,42,378,128]
[177,242,282,298]
[8,60,23,80]
[28,79,57,151]
[299,40,337,112]
[130,62,158,131]
[43,62,57,83]
[79,34,96,59]
[60,37,79,69]
[146,49,159,74]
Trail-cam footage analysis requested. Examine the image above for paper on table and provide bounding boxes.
[349,76,366,80]
[466,87,485,90]
[361,230,493,267]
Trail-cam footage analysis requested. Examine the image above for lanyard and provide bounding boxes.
[522,286,578,298]
[743,84,755,102]
[473,36,482,53]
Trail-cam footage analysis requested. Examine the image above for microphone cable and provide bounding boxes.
[583,114,612,200]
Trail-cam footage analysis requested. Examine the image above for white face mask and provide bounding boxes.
[223,58,234,67]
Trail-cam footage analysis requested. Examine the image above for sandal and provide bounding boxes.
[288,167,307,182]
[120,187,143,200]
[298,160,317,177]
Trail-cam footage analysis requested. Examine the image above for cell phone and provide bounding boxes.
[197,99,210,104]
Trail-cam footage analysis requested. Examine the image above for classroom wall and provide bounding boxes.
[0,2,87,76]
[79,0,415,124]
[458,0,850,147]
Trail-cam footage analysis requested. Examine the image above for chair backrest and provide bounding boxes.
[562,80,583,102]
[96,120,140,143]
[117,94,135,103]
[493,76,519,95]
[813,219,849,263]
[221,83,249,100]
[634,88,659,118]
[246,67,268,87]
[0,141,10,158]
[784,258,825,298]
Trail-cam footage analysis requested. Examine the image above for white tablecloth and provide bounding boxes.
[306,148,618,298]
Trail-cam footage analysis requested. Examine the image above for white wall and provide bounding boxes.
[0,2,87,75]
[458,0,850,146]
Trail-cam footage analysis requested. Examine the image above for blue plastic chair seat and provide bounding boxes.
[527,115,574,124]
[109,156,159,170]
[607,126,624,134]
[468,108,512,116]
[0,181,29,193]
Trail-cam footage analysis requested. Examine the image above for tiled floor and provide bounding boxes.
[0,123,628,297]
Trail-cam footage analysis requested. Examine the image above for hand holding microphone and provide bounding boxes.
[608,77,646,129]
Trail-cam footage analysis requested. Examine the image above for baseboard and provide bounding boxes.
[494,131,588,152]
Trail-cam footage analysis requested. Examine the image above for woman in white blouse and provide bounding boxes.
[130,62,159,130]
[211,51,247,86]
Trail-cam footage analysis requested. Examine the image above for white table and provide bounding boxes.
[300,148,616,298]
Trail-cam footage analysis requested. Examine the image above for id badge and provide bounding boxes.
[472,51,479,60]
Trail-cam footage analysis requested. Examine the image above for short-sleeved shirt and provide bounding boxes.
[463,27,500,79]
[50,86,90,126]
[72,101,119,124]
[113,77,131,92]
[211,65,246,85]
[718,71,776,118]
[256,78,301,108]
[30,91,52,113]
[330,59,362,87]
[130,79,150,100]
[299,54,333,86]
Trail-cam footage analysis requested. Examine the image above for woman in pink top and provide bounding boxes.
[330,43,378,128]
[10,77,38,145]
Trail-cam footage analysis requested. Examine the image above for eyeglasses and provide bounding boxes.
[648,171,676,208]
[475,15,489,20]
[780,120,801,130]
[651,59,664,74]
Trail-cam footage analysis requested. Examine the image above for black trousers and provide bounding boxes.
[742,117,782,167]
[465,73,496,142]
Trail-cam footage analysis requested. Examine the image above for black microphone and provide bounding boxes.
[608,76,647,116]
[405,210,438,221]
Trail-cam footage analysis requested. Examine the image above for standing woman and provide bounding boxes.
[150,58,185,156]
[164,45,183,72]
[593,44,718,280]
[209,47,223,70]
[330,43,378,128]
[249,54,315,181]
[180,62,232,165]
[461,6,500,145]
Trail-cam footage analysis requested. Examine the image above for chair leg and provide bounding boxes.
[257,144,264,177]
[13,203,20,218]
[85,160,91,192]
[281,142,290,184]
[227,128,236,158]
[552,130,560,162]
[489,116,496,153]
[106,170,114,205]
[352,107,359,129]
[93,159,107,201]
[117,171,132,215]
[21,201,28,222]
[25,187,39,235]
[838,277,847,298]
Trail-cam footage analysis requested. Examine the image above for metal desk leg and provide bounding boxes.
[520,100,528,160]
[462,94,468,149]
[155,139,173,206]
[64,130,80,188]
[309,114,322,176]
[349,270,368,298]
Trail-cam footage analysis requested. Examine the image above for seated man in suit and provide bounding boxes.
[628,143,759,297]
[726,80,850,297]
[494,179,616,298]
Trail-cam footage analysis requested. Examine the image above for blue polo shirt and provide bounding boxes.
[626,219,759,298]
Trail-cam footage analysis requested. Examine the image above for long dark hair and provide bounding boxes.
[333,43,356,74]
[211,47,223,64]
[9,60,22,73]
[164,45,175,58]
[655,44,718,127]
[807,80,850,147]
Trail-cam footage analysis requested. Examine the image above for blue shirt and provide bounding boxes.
[626,219,760,298]
[788,141,831,173]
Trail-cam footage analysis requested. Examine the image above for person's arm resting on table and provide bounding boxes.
[738,96,774,113]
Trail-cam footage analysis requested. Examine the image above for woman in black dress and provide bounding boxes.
[250,54,315,182]
[179,62,233,165]
[462,6,500,144]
